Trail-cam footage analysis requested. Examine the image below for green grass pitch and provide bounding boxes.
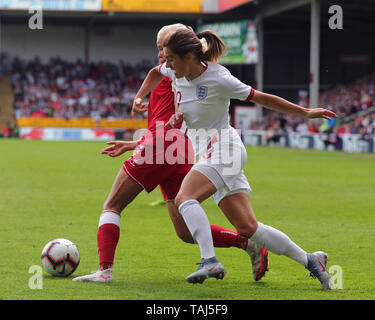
[1,139,374,300]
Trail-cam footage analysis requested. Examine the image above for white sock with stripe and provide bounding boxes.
[98,210,121,228]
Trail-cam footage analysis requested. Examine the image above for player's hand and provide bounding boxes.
[131,98,148,117]
[165,111,184,128]
[101,141,137,157]
[306,108,338,120]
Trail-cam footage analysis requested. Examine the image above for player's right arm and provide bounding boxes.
[132,66,164,114]
[101,140,138,157]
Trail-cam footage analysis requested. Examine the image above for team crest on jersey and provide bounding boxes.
[196,86,208,100]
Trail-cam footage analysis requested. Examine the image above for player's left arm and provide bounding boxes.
[251,89,337,120]
[132,66,164,114]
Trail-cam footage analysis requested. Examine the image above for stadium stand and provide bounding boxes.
[251,71,375,136]
[4,53,375,138]
[10,56,150,121]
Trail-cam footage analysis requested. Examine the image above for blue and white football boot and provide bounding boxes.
[306,251,333,290]
[186,256,226,284]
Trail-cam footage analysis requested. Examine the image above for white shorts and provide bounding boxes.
[192,164,251,205]
[192,128,252,204]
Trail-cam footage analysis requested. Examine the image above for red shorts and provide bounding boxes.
[123,129,194,201]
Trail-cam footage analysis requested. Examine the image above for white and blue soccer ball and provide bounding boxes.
[41,238,80,277]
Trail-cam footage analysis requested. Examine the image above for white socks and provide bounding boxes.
[250,222,308,267]
[178,200,308,267]
[178,200,216,260]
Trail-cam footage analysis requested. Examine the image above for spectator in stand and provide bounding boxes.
[369,113,375,134]
[0,53,10,75]
[7,53,375,134]
[10,56,152,121]
[260,71,375,135]
[296,118,310,134]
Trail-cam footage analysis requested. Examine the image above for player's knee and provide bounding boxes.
[236,221,258,238]
[174,193,194,209]
[174,193,183,208]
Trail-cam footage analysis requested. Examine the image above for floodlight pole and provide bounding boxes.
[309,0,320,109]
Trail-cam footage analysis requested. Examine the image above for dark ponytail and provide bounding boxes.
[163,28,228,63]
[197,30,228,63]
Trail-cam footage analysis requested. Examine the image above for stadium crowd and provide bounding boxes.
[250,72,375,136]
[2,54,375,137]
[9,55,152,121]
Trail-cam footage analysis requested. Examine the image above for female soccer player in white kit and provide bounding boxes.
[134,27,337,290]
[72,24,269,284]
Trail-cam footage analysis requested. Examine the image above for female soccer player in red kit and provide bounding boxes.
[72,24,268,283]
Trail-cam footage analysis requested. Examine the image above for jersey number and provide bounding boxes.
[176,91,182,109]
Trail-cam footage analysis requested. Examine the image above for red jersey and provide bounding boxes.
[147,77,181,131]
[134,75,192,163]
[123,77,193,198]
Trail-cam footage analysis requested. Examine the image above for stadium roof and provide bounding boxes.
[256,0,375,31]
[1,0,374,31]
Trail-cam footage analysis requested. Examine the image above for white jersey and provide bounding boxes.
[160,61,254,132]
[160,61,254,161]
[159,61,254,204]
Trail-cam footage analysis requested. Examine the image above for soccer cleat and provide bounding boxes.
[72,268,113,283]
[245,241,269,281]
[306,251,333,290]
[186,256,226,284]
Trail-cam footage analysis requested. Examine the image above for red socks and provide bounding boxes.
[96,212,248,270]
[97,210,121,270]
[210,224,248,250]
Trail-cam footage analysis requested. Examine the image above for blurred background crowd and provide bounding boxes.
[251,71,375,135]
[1,52,375,138]
[5,54,151,121]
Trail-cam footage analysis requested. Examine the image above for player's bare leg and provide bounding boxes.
[167,201,195,243]
[73,168,143,283]
[219,194,269,281]
[103,167,144,213]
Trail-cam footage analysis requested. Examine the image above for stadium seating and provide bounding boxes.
[251,72,375,135]
[9,56,150,131]
[3,54,375,136]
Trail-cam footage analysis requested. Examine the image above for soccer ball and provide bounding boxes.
[41,238,80,277]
